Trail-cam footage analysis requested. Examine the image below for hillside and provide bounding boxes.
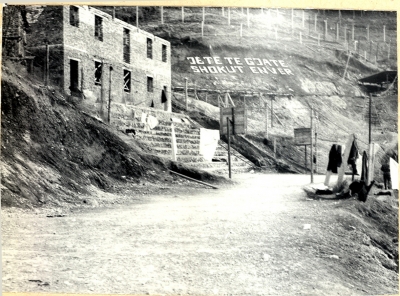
[1,6,398,202]
[131,7,398,176]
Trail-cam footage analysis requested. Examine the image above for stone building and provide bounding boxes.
[24,5,172,112]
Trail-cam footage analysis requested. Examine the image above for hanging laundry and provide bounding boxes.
[389,158,398,190]
[147,115,159,130]
[199,128,220,162]
[141,112,147,123]
[326,144,342,174]
[361,151,368,182]
[161,89,167,103]
[347,139,359,175]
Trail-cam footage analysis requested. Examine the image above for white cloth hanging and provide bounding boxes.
[199,128,220,162]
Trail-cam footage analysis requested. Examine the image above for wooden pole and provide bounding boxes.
[161,6,164,24]
[342,51,351,79]
[45,43,49,86]
[182,7,184,23]
[227,117,232,179]
[383,25,386,42]
[228,7,231,25]
[369,93,372,144]
[202,7,205,22]
[304,145,307,173]
[314,13,317,31]
[265,99,269,138]
[136,6,139,29]
[274,138,277,158]
[388,40,391,59]
[107,66,113,123]
[315,118,318,174]
[324,20,327,40]
[336,23,339,41]
[271,96,274,127]
[201,21,204,37]
[310,106,314,183]
[366,25,369,41]
[184,77,188,110]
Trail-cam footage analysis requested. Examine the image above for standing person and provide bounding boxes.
[381,162,391,190]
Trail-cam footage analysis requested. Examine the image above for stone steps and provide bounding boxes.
[119,117,254,175]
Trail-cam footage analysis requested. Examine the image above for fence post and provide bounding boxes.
[388,40,391,59]
[314,13,317,31]
[366,25,369,41]
[291,9,294,35]
[201,21,204,37]
[383,25,386,42]
[161,6,164,24]
[45,43,49,86]
[336,23,339,41]
[354,40,357,52]
[136,6,139,30]
[182,7,184,23]
[222,7,224,17]
[228,7,231,25]
[184,77,188,110]
[202,7,205,22]
[324,20,327,40]
[247,8,250,28]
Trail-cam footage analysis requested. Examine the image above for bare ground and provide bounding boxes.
[1,173,398,295]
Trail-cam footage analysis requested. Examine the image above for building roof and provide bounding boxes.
[358,70,397,85]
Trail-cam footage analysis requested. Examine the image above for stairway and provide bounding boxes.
[135,120,253,175]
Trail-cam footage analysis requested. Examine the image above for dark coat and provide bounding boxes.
[327,144,342,174]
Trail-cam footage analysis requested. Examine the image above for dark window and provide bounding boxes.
[94,61,102,85]
[70,59,79,92]
[147,76,153,92]
[124,70,131,93]
[162,44,167,62]
[94,15,103,41]
[70,6,79,27]
[123,28,130,63]
[147,38,152,59]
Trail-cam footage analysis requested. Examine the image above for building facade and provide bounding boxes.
[25,5,172,112]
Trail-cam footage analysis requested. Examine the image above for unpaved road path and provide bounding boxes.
[2,173,398,295]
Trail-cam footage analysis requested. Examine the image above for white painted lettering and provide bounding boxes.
[234,58,243,65]
[208,66,218,73]
[195,57,204,64]
[191,66,200,73]
[213,57,222,64]
[270,60,279,67]
[254,58,263,66]
[244,58,254,65]
[258,67,269,74]
[249,67,259,74]
[284,68,294,75]
[267,68,277,74]
[263,59,272,66]
[224,57,234,64]
[187,57,196,64]
[198,66,209,73]
[226,66,236,73]
[278,68,286,75]
[278,60,288,67]
[235,66,244,73]
[203,57,213,64]
[217,66,227,73]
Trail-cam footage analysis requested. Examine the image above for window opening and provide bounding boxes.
[70,59,79,91]
[147,76,153,92]
[94,15,103,41]
[162,44,167,62]
[147,38,153,59]
[123,28,130,63]
[94,61,102,85]
[124,70,131,93]
[70,6,79,27]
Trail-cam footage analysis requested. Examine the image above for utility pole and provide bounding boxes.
[369,93,372,144]
[227,117,232,179]
[107,66,113,123]
[310,106,314,183]
[184,77,188,110]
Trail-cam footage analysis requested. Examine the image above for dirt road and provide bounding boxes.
[2,173,398,295]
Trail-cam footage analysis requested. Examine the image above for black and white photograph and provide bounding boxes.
[1,3,398,295]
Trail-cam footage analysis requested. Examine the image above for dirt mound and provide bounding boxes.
[1,63,225,209]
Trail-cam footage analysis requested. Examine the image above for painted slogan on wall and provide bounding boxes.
[187,57,294,75]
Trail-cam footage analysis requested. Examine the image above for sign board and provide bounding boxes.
[294,128,311,145]
[220,107,247,135]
